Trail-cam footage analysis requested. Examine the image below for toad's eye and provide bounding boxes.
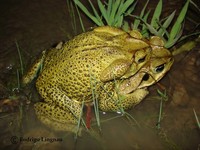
[155,64,165,73]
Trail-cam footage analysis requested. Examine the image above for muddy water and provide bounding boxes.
[0,0,200,150]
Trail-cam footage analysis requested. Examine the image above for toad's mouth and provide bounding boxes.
[118,72,149,95]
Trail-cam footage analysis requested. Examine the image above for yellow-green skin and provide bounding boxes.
[23,26,173,132]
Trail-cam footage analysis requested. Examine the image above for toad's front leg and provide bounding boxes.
[99,88,149,112]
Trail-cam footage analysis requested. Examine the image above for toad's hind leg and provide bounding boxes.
[35,102,79,133]
[36,81,82,121]
[35,103,77,123]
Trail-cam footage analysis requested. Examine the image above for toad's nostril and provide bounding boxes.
[142,73,149,81]
[137,55,146,63]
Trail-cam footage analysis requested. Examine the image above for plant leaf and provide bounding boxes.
[190,0,200,12]
[75,3,85,32]
[151,0,162,29]
[133,0,149,29]
[89,0,104,25]
[113,1,126,26]
[165,26,183,48]
[74,0,103,26]
[110,0,121,25]
[179,31,200,42]
[117,15,124,27]
[97,0,109,25]
[145,22,160,36]
[168,0,190,42]
[115,0,135,21]
[122,21,130,32]
[107,0,113,18]
[125,0,137,16]
[158,10,176,36]
[119,0,135,16]
[141,10,151,37]
[193,109,200,129]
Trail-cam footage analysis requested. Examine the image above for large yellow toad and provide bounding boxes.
[23,26,173,132]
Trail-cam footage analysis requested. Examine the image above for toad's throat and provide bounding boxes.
[118,72,147,95]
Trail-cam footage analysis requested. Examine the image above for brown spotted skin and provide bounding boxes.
[23,26,173,132]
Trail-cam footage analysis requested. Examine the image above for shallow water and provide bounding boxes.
[0,0,200,150]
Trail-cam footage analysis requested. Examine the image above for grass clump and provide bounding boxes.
[74,0,136,27]
[73,0,200,49]
[131,0,191,48]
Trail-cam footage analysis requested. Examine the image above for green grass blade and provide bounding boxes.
[165,26,183,48]
[16,69,20,89]
[178,31,200,42]
[74,0,103,26]
[88,0,104,25]
[158,11,176,36]
[114,0,135,26]
[155,21,168,42]
[115,0,124,16]
[75,3,85,32]
[157,89,168,100]
[116,15,123,27]
[107,0,113,18]
[168,0,190,42]
[122,21,129,32]
[114,0,125,25]
[151,0,162,29]
[132,0,149,29]
[193,109,200,129]
[110,0,121,25]
[15,41,24,76]
[119,0,135,16]
[156,97,163,129]
[142,6,150,22]
[89,66,101,130]
[125,0,137,16]
[190,0,200,12]
[67,1,77,34]
[145,20,168,43]
[144,21,160,36]
[97,0,109,25]
[141,10,151,37]
[124,112,140,127]
[71,2,77,34]
[156,89,168,129]
[139,0,149,18]
[75,101,85,140]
